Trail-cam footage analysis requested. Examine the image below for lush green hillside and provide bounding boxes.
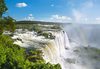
[0,35,61,69]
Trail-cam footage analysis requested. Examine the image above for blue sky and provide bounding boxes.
[5,0,100,23]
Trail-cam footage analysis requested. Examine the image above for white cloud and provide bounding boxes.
[16,2,28,8]
[50,14,72,22]
[24,14,34,21]
[23,14,72,22]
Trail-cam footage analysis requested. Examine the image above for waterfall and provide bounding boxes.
[42,31,71,69]
[13,29,100,69]
[42,30,99,69]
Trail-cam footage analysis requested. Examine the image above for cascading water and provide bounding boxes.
[42,31,76,69]
[12,24,100,69]
[42,31,70,69]
[42,30,100,69]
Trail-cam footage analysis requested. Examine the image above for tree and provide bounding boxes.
[0,18,5,35]
[4,16,16,32]
[0,0,15,34]
[0,0,8,18]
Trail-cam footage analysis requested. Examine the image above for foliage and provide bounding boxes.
[0,17,16,34]
[42,32,49,38]
[32,24,41,32]
[40,32,55,39]
[27,49,44,63]
[51,25,61,29]
[30,63,61,69]
[0,35,61,69]
[0,0,8,17]
[0,25,3,35]
[15,24,41,32]
[0,0,61,69]
[0,19,5,34]
[0,0,15,35]
[3,16,16,32]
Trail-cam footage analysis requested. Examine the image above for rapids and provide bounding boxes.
[12,24,100,69]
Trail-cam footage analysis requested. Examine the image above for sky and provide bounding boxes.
[4,0,100,23]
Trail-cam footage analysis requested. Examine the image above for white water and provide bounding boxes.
[42,31,100,69]
[42,31,71,69]
[42,31,75,69]
[12,28,100,69]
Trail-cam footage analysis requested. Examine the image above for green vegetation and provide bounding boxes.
[37,30,55,39]
[32,24,41,32]
[3,16,16,32]
[40,32,55,39]
[15,21,61,31]
[0,35,61,69]
[89,47,100,54]
[15,23,40,31]
[51,25,61,29]
[16,23,56,39]
[0,0,61,69]
[41,32,49,38]
[0,0,8,17]
[0,16,16,35]
[0,0,15,35]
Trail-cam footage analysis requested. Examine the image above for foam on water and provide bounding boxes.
[12,29,100,69]
[42,31,100,69]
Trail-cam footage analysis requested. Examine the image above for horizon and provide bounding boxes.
[16,20,100,25]
[4,0,100,24]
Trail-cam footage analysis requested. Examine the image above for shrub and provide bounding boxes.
[42,32,55,39]
[0,35,61,69]
[51,25,61,29]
